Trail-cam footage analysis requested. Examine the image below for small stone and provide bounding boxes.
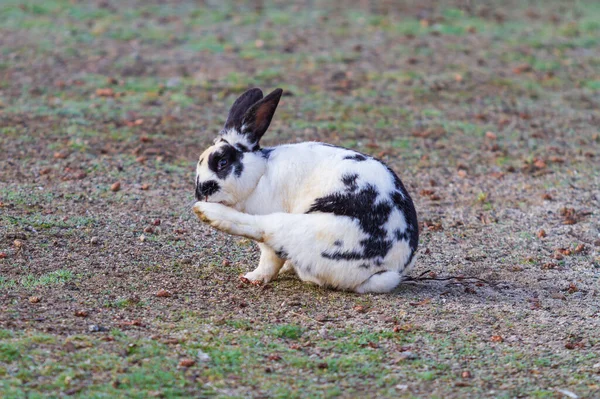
[462,370,472,378]
[197,350,211,362]
[110,182,121,192]
[396,384,409,390]
[534,159,546,169]
[156,289,172,298]
[74,310,89,317]
[181,258,192,265]
[396,351,418,361]
[141,184,150,190]
[166,77,181,88]
[29,296,41,303]
[13,240,24,248]
[491,335,504,343]
[551,293,566,300]
[485,131,497,140]
[144,226,154,234]
[88,324,107,333]
[537,229,546,238]
[90,237,99,245]
[139,234,146,242]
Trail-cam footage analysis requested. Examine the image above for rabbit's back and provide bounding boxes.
[242,142,419,275]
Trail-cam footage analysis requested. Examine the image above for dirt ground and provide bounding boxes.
[1,1,599,398]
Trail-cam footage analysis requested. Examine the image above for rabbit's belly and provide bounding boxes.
[269,218,412,290]
[260,205,415,291]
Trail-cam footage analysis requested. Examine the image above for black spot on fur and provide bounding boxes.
[208,144,245,179]
[307,183,393,261]
[333,240,343,247]
[359,263,370,269]
[341,173,359,192]
[343,153,367,162]
[307,159,419,268]
[275,248,289,259]
[195,180,220,200]
[234,143,250,152]
[385,164,419,263]
[260,148,275,159]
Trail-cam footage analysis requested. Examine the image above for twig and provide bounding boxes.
[402,270,498,287]
[288,311,324,325]
[567,230,596,246]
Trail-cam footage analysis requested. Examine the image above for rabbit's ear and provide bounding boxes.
[239,88,283,146]
[224,88,264,131]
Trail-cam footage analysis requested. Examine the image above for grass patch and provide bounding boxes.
[19,270,75,289]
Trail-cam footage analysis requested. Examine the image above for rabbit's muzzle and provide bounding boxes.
[195,179,220,201]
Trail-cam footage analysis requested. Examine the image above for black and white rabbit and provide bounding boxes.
[193,88,418,293]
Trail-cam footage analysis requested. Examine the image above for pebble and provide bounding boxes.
[90,237,99,245]
[88,325,108,333]
[197,350,211,362]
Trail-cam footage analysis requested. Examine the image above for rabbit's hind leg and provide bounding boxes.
[243,243,286,284]
[193,202,263,241]
[355,271,401,294]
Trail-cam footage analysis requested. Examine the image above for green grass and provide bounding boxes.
[0,323,592,398]
[19,269,75,289]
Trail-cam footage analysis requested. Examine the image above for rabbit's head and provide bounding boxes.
[195,88,282,205]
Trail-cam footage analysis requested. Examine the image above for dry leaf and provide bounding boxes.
[409,298,431,307]
[179,359,195,367]
[96,88,115,97]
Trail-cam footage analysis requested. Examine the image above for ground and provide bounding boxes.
[0,1,599,398]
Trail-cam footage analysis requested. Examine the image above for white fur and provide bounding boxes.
[194,138,416,293]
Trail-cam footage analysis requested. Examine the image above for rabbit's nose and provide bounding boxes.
[195,180,221,201]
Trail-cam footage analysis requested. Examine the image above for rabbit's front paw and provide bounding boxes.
[241,270,275,285]
[193,202,227,224]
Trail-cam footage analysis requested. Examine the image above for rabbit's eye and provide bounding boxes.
[217,158,229,170]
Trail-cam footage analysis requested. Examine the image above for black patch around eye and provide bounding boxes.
[195,180,220,200]
[208,144,244,179]
[343,154,367,162]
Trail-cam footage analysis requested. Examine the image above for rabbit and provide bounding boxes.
[193,87,418,293]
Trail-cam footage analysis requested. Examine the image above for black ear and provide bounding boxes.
[240,88,283,146]
[224,88,264,130]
